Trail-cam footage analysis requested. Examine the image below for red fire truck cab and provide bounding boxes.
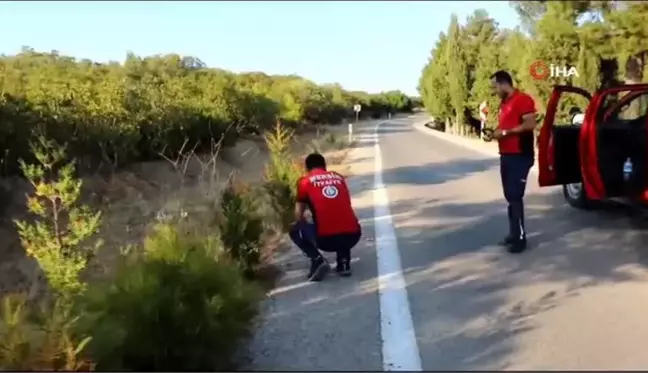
[538,84,648,209]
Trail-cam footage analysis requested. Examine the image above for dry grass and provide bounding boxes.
[0,124,355,297]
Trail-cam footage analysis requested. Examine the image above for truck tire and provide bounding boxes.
[627,204,648,231]
[562,182,596,209]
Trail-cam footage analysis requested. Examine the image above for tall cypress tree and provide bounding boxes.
[446,14,469,135]
[576,36,601,92]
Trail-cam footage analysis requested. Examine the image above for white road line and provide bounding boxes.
[373,121,423,371]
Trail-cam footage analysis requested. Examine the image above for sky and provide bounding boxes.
[0,1,521,96]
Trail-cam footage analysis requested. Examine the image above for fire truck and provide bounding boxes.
[537,84,648,211]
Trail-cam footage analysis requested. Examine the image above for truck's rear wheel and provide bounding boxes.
[563,183,595,209]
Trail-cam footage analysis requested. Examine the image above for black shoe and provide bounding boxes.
[335,259,351,277]
[307,257,330,282]
[506,240,527,253]
[498,235,515,246]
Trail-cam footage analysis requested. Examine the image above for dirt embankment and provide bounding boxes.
[0,124,356,297]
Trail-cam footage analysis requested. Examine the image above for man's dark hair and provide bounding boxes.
[490,70,514,86]
[305,153,326,171]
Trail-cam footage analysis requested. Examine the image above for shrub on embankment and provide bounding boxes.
[0,48,413,176]
[0,120,315,371]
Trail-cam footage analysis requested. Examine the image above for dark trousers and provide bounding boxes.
[500,154,534,242]
[289,220,361,263]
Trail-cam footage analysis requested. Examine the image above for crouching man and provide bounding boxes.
[289,153,362,282]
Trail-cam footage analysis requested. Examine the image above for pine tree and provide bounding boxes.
[14,137,103,297]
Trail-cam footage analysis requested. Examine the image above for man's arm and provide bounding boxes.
[507,112,537,134]
[294,177,308,222]
[294,202,306,222]
[507,94,537,135]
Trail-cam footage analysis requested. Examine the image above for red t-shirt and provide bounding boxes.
[497,90,537,156]
[296,168,360,236]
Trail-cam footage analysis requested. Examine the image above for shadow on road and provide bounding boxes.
[347,155,498,190]
[349,164,648,369]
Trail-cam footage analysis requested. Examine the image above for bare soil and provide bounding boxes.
[0,124,354,297]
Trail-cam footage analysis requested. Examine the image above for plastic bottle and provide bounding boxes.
[623,157,633,182]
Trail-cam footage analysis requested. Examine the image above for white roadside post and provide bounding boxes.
[351,104,361,142]
[354,104,361,123]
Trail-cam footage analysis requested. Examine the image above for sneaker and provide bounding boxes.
[506,240,527,254]
[307,257,330,282]
[335,259,351,277]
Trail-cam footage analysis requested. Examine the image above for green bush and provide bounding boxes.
[78,224,262,371]
[0,295,94,371]
[0,49,414,176]
[308,132,349,155]
[219,177,264,274]
[263,121,302,231]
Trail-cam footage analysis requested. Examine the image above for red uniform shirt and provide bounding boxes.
[296,168,360,237]
[497,90,537,156]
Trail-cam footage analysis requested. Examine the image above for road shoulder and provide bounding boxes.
[242,120,383,371]
[412,121,539,173]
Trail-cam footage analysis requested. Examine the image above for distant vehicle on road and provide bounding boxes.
[538,84,648,213]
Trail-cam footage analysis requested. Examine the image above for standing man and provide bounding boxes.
[289,153,362,281]
[489,70,537,253]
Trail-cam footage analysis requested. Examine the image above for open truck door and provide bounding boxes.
[585,84,648,200]
[537,85,592,188]
[538,84,648,203]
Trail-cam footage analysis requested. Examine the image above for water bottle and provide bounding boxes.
[623,157,633,182]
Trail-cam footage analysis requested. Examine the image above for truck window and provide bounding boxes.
[606,92,648,124]
[555,92,589,127]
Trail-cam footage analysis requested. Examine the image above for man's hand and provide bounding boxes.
[492,128,505,140]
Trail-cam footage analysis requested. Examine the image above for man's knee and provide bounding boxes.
[317,231,361,253]
[346,231,361,249]
[289,221,314,245]
[508,197,523,209]
[288,224,301,245]
[504,173,528,200]
[337,231,361,252]
[502,186,513,202]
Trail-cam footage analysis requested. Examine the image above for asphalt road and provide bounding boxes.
[246,114,648,371]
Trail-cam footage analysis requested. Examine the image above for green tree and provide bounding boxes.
[14,137,103,296]
[462,10,499,106]
[604,2,648,83]
[418,32,452,122]
[576,36,602,92]
[446,14,469,135]
[419,0,648,140]
[470,37,502,128]
[521,1,581,111]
